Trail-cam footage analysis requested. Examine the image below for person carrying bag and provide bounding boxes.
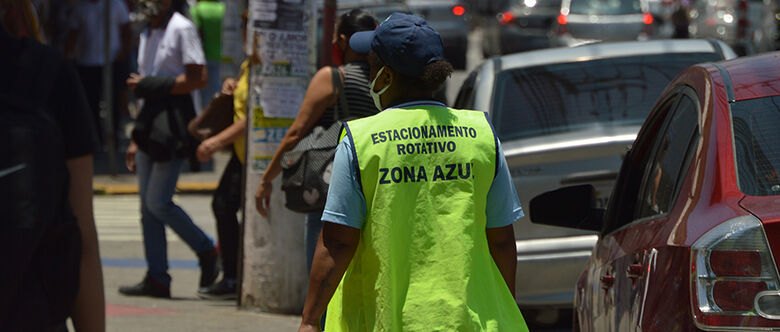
[280,66,351,213]
[253,9,380,276]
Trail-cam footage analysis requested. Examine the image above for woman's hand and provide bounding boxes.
[126,73,143,91]
[126,141,138,172]
[196,137,222,162]
[297,323,321,332]
[221,78,238,95]
[255,180,272,217]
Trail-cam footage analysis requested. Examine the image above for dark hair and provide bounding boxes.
[336,9,378,38]
[370,51,453,93]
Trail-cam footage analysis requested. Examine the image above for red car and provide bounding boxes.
[530,51,780,331]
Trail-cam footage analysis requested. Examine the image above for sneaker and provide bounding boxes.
[118,274,171,298]
[197,278,237,300]
[198,247,220,289]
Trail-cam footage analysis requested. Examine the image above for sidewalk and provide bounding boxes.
[95,193,301,331]
[93,151,232,195]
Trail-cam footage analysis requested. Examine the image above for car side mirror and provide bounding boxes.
[529,184,605,232]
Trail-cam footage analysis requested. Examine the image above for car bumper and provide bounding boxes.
[515,235,598,307]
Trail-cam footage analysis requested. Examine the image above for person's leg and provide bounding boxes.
[143,156,218,289]
[305,211,324,274]
[211,152,242,281]
[143,157,214,254]
[199,152,243,299]
[135,150,171,286]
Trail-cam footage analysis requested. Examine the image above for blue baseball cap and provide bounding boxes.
[349,12,444,77]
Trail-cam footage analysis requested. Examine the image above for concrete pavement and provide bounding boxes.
[94,193,301,331]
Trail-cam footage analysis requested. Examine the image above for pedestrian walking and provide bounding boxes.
[190,0,225,109]
[194,10,252,299]
[65,0,132,148]
[254,9,379,272]
[298,13,529,332]
[119,0,219,298]
[1,1,105,330]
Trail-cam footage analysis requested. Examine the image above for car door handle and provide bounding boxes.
[626,264,644,279]
[600,275,615,289]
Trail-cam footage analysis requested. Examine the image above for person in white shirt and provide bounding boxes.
[119,0,218,299]
[65,0,132,148]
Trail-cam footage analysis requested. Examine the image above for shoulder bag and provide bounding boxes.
[280,67,350,213]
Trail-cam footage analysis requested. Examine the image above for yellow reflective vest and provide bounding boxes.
[325,104,528,332]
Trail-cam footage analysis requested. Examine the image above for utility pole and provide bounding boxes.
[321,0,337,67]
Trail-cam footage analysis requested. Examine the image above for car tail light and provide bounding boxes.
[498,11,514,25]
[643,13,653,25]
[557,13,568,25]
[452,5,465,16]
[691,215,780,328]
[556,14,569,34]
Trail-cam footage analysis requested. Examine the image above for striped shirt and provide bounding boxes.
[315,61,378,128]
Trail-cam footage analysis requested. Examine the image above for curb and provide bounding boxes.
[93,181,218,195]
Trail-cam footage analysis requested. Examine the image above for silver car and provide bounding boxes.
[688,0,778,55]
[452,39,735,328]
[551,0,654,47]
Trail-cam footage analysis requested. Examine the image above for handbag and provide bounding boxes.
[187,92,234,141]
[280,67,350,213]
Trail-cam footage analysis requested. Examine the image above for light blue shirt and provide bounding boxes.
[321,105,524,229]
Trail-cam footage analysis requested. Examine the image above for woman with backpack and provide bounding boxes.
[254,9,380,272]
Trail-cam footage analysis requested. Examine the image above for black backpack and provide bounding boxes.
[0,41,82,329]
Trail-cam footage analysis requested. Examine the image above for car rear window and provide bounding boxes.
[491,52,722,141]
[731,96,780,196]
[569,0,641,15]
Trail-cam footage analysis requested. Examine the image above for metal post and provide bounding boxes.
[321,0,336,67]
[103,0,117,175]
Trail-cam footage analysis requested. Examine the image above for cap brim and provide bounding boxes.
[349,31,374,54]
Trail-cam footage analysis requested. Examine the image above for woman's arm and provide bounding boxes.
[255,66,337,215]
[487,224,517,298]
[299,222,360,332]
[170,63,208,95]
[196,120,247,162]
[67,155,106,332]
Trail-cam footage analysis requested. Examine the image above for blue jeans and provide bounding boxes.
[136,150,214,285]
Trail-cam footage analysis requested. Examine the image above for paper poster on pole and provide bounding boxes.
[240,0,316,313]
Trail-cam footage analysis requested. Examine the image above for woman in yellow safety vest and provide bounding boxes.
[298,13,529,332]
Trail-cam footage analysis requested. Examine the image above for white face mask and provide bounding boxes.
[369,66,391,111]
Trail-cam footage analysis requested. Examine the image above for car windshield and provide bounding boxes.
[569,0,641,15]
[731,96,780,196]
[491,52,722,141]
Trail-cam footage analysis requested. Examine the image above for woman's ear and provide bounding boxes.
[338,33,348,50]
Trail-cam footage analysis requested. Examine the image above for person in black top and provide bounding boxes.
[0,1,105,330]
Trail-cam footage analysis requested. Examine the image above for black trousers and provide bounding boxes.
[212,151,243,280]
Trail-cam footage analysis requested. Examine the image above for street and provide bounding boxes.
[95,193,300,331]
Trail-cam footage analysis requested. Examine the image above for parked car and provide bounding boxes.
[482,0,562,56]
[530,51,780,331]
[551,0,655,47]
[688,0,778,55]
[407,0,470,69]
[452,39,735,328]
